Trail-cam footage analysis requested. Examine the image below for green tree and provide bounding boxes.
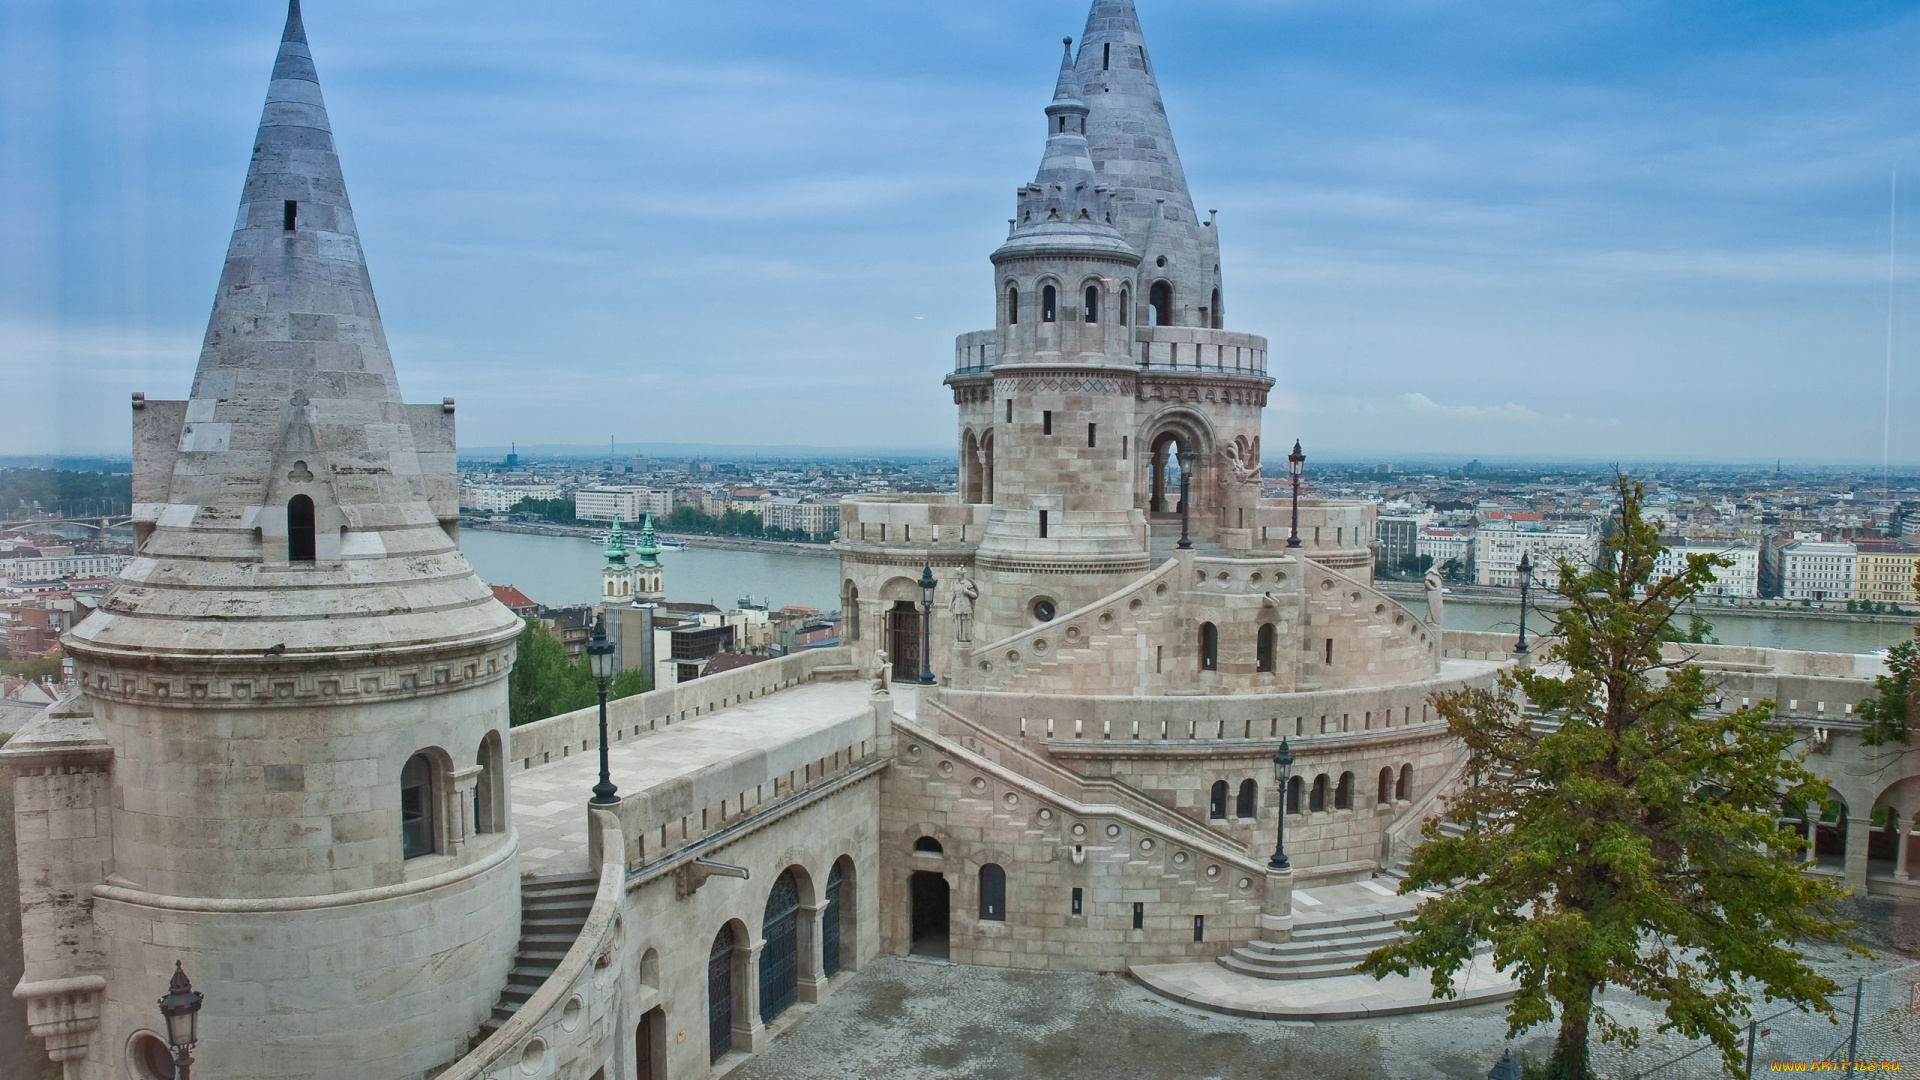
[1440,557,1465,582]
[1359,475,1854,1079]
[506,497,579,525]
[1855,565,1919,748]
[505,618,651,727]
[1656,612,1717,645]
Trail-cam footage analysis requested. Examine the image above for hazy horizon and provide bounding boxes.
[4,1,1916,464]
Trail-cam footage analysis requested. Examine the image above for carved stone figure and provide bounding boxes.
[951,572,979,643]
[1221,437,1262,485]
[871,649,891,695]
[1423,569,1446,626]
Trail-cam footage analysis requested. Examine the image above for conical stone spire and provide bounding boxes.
[70,0,517,662]
[1073,0,1215,320]
[999,37,1130,260]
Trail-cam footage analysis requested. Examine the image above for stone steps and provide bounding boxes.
[1217,897,1420,981]
[473,873,599,1042]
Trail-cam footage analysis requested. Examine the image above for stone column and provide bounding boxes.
[1844,816,1871,888]
[796,901,830,1004]
[738,939,767,1052]
[1898,824,1913,882]
[1259,866,1295,941]
[448,764,481,855]
[1804,808,1818,866]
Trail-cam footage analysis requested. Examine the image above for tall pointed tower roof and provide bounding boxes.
[1072,0,1217,317]
[634,514,662,569]
[995,37,1132,261]
[69,0,518,663]
[604,518,628,565]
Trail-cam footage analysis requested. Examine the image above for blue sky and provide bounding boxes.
[3,0,1917,464]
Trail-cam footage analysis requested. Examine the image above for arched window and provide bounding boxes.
[1119,287,1130,325]
[1084,285,1099,323]
[474,731,503,834]
[1309,774,1328,812]
[1335,771,1354,810]
[1256,623,1276,673]
[1237,778,1257,818]
[1286,775,1303,814]
[1149,281,1172,326]
[400,752,436,859]
[1042,285,1058,323]
[913,835,943,855]
[760,868,802,1024]
[1378,767,1394,805]
[708,925,737,1063]
[1210,288,1222,329]
[288,494,316,562]
[843,582,861,641]
[1199,622,1218,671]
[979,863,1006,921]
[1007,284,1019,325]
[1397,764,1413,801]
[1208,780,1228,820]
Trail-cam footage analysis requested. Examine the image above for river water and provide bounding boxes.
[458,529,1912,655]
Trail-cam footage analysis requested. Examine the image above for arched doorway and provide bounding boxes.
[962,430,983,504]
[888,601,920,682]
[760,868,802,1025]
[1149,432,1188,516]
[823,860,847,976]
[841,581,860,642]
[635,1007,665,1080]
[908,871,949,959]
[708,925,737,1063]
[979,430,995,503]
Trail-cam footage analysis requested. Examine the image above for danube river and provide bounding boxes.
[459,529,1912,655]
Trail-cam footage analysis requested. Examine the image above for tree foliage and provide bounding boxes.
[1856,565,1920,747]
[506,618,649,728]
[1359,474,1855,1079]
[0,468,132,519]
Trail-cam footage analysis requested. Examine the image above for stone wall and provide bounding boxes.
[0,733,57,1080]
[882,716,1269,972]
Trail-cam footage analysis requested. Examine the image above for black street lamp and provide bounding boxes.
[587,614,619,805]
[1514,551,1533,658]
[1176,446,1195,550]
[1286,439,1305,548]
[1270,739,1294,870]
[917,561,937,685]
[158,962,203,1080]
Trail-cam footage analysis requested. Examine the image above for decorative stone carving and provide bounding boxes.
[1423,569,1445,625]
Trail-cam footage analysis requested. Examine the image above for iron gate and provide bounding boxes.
[822,863,844,977]
[760,869,801,1024]
[708,925,734,1062]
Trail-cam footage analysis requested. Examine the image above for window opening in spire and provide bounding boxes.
[1042,285,1057,323]
[1149,281,1172,327]
[288,494,316,562]
[283,200,297,232]
[1103,43,1110,70]
[1211,289,1222,329]
[1120,287,1130,326]
[1007,285,1019,325]
[1084,285,1099,323]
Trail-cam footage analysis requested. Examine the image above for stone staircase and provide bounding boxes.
[477,872,599,1042]
[1217,902,1417,981]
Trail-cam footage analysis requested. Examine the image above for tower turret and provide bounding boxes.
[17,4,525,1075]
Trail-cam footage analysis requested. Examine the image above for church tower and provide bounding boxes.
[965,39,1152,641]
[633,514,665,602]
[3,5,524,1076]
[602,518,636,606]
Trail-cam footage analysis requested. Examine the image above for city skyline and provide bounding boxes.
[4,0,1918,463]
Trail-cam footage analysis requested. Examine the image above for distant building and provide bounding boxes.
[765,497,840,539]
[461,482,561,513]
[1652,543,1759,598]
[574,486,648,523]
[1375,515,1420,568]
[0,552,130,584]
[1474,519,1599,587]
[1416,527,1473,575]
[489,584,539,618]
[1852,540,1920,607]
[1779,540,1857,603]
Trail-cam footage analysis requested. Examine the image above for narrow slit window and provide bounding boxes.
[1192,915,1204,942]
[1038,510,1049,539]
[1071,888,1083,916]
[1132,902,1144,930]
[1122,435,1128,460]
[1042,285,1057,322]
[1043,410,1053,435]
[1324,638,1334,665]
[287,494,316,562]
[1007,400,1013,423]
[283,199,297,231]
[1084,285,1099,323]
[1103,43,1111,70]
[1088,423,1097,448]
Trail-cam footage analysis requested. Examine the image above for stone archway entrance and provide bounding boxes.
[823,861,846,976]
[888,601,921,682]
[708,925,736,1063]
[908,871,950,959]
[760,868,801,1025]
[636,1007,665,1080]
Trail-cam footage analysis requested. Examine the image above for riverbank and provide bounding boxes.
[1375,581,1919,628]
[462,519,836,559]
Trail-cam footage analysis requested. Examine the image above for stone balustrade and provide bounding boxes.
[507,648,854,775]
[1134,325,1268,375]
[952,329,999,375]
[835,496,992,548]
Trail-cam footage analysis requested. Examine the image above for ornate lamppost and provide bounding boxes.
[1176,446,1195,550]
[158,962,203,1080]
[587,614,619,805]
[917,561,937,685]
[1270,739,1294,869]
[1514,551,1533,659]
[1286,439,1305,547]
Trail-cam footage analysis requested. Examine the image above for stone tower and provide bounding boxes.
[3,4,524,1076]
[602,518,636,607]
[633,514,665,602]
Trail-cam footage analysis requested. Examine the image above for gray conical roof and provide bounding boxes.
[68,0,518,664]
[1073,0,1214,317]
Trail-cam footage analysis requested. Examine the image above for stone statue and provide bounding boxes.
[1221,437,1261,485]
[1423,569,1445,626]
[951,571,979,643]
[870,649,891,695]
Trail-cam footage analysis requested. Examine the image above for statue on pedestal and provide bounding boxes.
[950,571,979,643]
